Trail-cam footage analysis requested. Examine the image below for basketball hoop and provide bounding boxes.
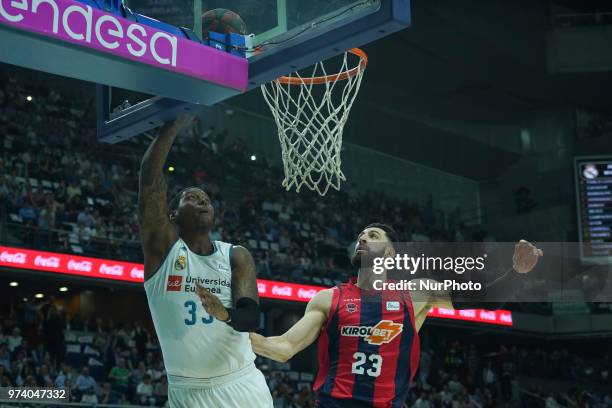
[261,48,368,196]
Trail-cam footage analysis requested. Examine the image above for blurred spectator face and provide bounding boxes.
[143,375,151,384]
[82,367,90,376]
[169,188,215,231]
[103,382,111,392]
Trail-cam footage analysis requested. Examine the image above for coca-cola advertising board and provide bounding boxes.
[0,246,512,326]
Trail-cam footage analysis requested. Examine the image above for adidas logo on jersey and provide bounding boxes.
[340,320,403,345]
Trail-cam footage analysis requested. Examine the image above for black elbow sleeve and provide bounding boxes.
[226,297,260,332]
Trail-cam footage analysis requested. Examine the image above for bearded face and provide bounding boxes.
[351,227,394,268]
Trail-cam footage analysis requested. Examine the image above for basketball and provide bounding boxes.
[202,8,248,37]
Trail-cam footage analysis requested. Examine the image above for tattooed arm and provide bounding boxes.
[138,117,190,280]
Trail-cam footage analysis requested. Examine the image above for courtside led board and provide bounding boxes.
[0,245,512,326]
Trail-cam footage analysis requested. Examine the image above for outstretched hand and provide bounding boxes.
[196,283,229,322]
[512,240,543,274]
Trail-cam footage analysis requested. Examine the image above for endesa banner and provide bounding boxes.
[0,246,512,326]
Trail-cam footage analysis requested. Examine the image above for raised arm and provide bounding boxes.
[138,117,190,279]
[249,288,333,363]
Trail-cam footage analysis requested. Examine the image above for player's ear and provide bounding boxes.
[384,245,396,259]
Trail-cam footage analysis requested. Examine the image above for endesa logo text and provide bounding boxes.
[0,0,177,66]
[0,0,249,91]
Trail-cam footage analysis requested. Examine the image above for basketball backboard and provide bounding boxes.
[127,0,383,53]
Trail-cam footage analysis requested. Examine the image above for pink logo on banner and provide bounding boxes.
[99,263,124,276]
[0,0,247,90]
[34,255,60,268]
[130,267,144,279]
[272,285,292,297]
[0,250,27,264]
[67,259,93,272]
[297,288,317,300]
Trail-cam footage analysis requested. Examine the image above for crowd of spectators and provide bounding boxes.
[406,337,612,408]
[3,71,612,316]
[0,300,320,407]
[0,301,168,406]
[1,300,611,408]
[0,73,483,286]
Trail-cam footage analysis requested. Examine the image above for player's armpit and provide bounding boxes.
[249,289,332,362]
[227,246,261,332]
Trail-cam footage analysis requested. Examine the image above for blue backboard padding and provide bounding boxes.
[96,87,205,143]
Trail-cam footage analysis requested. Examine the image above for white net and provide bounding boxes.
[261,50,366,196]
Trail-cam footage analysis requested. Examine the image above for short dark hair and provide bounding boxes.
[364,223,399,244]
[168,187,203,214]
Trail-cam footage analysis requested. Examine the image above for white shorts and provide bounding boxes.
[167,363,273,408]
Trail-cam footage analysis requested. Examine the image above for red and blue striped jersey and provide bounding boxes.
[313,277,420,408]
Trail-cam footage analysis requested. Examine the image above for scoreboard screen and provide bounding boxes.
[575,156,612,263]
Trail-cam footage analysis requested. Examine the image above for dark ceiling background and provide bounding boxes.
[226,0,612,180]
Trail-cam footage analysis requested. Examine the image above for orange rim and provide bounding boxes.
[276,48,368,86]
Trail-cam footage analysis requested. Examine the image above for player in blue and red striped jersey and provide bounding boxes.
[250,223,542,408]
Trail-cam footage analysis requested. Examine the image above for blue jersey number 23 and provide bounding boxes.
[184,300,214,325]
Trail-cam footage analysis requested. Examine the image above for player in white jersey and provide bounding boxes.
[138,117,273,408]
